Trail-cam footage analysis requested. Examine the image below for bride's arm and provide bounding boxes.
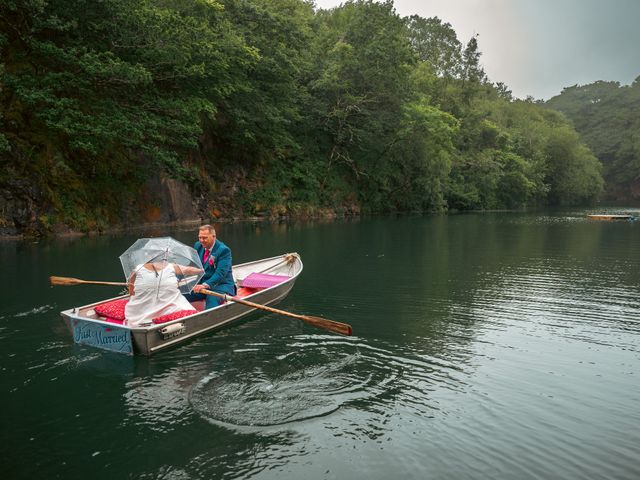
[173,264,204,276]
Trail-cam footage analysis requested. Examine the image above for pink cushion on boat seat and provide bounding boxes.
[240,272,290,289]
[102,317,125,325]
[152,309,196,324]
[236,287,259,297]
[94,299,128,321]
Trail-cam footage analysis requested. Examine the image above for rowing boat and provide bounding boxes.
[60,253,302,356]
[587,214,635,221]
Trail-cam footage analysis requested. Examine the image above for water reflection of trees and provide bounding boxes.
[292,213,639,357]
[358,213,640,346]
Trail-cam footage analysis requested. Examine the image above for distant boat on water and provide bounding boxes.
[587,214,636,221]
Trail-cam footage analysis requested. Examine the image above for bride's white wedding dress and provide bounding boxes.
[124,263,195,326]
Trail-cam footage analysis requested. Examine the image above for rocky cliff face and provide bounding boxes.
[0,179,45,236]
[0,174,203,237]
[140,175,200,224]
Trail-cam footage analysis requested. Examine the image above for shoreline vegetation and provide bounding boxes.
[1,0,637,238]
[0,205,552,241]
[0,211,348,240]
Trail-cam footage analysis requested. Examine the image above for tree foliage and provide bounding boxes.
[546,78,640,199]
[0,0,606,234]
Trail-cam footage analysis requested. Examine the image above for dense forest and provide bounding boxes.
[546,79,640,200]
[1,0,605,236]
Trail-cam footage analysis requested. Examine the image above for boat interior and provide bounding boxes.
[73,254,300,327]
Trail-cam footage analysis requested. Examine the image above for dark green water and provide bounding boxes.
[2,211,640,479]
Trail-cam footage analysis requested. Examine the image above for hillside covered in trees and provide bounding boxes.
[546,79,640,200]
[1,0,604,236]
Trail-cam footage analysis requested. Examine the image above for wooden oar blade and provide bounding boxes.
[200,289,353,336]
[49,276,128,287]
[50,275,83,286]
[302,315,353,336]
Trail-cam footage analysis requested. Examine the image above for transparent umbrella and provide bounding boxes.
[119,237,204,295]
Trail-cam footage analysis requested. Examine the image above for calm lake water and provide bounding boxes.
[2,210,640,479]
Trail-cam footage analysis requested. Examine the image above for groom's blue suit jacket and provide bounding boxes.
[194,239,236,295]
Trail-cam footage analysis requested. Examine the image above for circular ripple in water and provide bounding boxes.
[189,344,362,426]
[189,335,462,428]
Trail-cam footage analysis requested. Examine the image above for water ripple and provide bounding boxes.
[466,264,640,352]
[14,304,56,317]
[189,334,473,429]
[122,370,194,432]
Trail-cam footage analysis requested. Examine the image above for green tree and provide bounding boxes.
[546,77,640,199]
[406,15,462,79]
[0,0,251,229]
[309,0,420,209]
[0,0,609,235]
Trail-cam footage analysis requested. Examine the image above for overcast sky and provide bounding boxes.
[313,0,640,100]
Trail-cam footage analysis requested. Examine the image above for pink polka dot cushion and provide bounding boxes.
[94,299,128,321]
[102,317,125,325]
[240,273,290,289]
[152,309,196,324]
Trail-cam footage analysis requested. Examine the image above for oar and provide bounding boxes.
[201,289,352,336]
[50,276,128,287]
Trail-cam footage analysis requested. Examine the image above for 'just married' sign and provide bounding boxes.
[72,319,133,354]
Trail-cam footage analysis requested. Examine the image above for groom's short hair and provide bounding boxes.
[199,224,216,235]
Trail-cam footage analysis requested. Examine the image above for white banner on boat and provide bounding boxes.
[72,318,133,355]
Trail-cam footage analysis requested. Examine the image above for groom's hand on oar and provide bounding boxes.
[192,283,210,294]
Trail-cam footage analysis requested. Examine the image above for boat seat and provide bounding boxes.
[102,317,125,325]
[93,285,270,325]
[236,286,260,297]
[185,288,258,310]
[240,272,290,289]
[95,299,196,325]
[152,309,195,324]
[94,299,128,321]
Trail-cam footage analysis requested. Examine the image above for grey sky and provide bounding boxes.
[313,0,640,100]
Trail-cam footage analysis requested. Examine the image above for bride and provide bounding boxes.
[125,261,203,326]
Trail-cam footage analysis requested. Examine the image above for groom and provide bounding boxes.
[185,224,236,309]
